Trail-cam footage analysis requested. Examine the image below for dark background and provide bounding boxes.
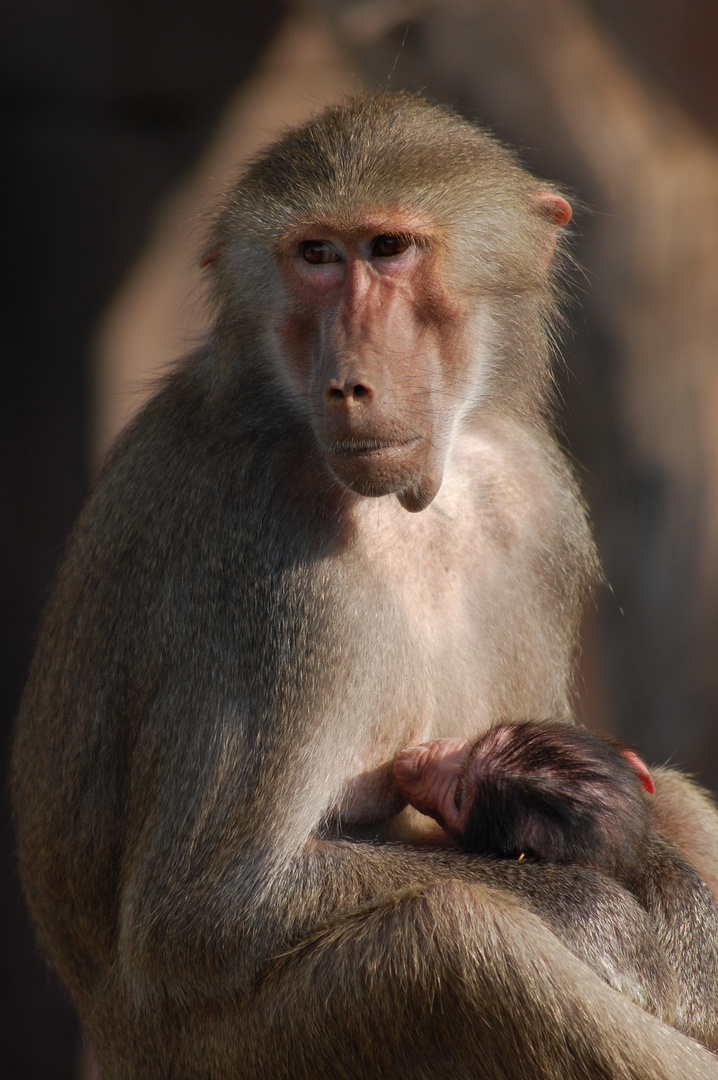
[0,3,286,1073]
[2,1,717,1075]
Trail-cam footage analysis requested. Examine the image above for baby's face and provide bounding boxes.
[393,738,476,842]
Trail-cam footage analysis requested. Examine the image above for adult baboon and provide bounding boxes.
[13,95,718,1078]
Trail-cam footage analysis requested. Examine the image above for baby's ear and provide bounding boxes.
[622,749,655,794]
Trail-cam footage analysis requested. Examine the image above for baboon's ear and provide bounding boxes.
[532,192,572,264]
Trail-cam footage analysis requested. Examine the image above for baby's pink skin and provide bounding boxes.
[393,738,473,842]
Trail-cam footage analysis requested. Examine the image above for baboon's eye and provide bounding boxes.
[300,241,341,265]
[454,777,465,812]
[372,235,410,258]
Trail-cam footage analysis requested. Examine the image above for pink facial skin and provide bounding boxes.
[393,738,474,843]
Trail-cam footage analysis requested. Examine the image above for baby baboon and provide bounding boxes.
[394,720,718,1048]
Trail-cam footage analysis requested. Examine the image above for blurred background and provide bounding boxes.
[3,0,718,1074]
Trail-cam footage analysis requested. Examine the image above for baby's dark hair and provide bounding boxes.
[460,720,651,883]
